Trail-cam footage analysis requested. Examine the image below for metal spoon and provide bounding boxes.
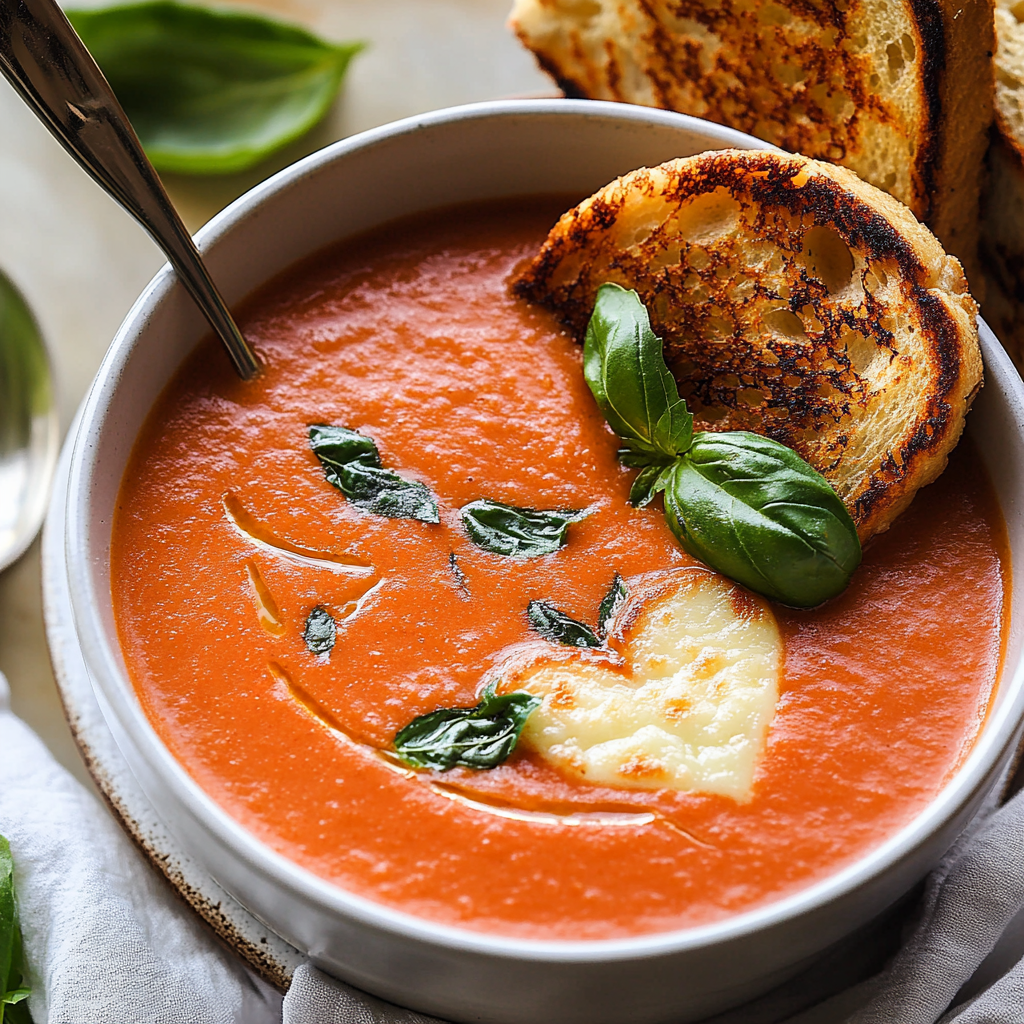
[0,0,260,380]
[0,269,58,573]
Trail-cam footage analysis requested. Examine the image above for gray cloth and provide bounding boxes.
[3,666,1024,1024]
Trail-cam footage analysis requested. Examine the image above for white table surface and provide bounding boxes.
[0,0,549,788]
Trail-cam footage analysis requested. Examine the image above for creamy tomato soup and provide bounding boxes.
[111,197,1008,940]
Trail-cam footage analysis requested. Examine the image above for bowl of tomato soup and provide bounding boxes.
[58,101,1024,1024]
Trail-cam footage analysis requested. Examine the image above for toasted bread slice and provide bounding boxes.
[513,149,981,541]
[981,0,1024,369]
[509,0,994,280]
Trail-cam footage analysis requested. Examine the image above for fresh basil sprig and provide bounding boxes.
[309,424,439,523]
[0,837,30,1024]
[303,606,336,656]
[527,600,602,648]
[393,682,541,771]
[67,2,364,175]
[584,283,861,608]
[460,500,586,558]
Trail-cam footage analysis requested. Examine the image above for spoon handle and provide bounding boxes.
[0,0,261,380]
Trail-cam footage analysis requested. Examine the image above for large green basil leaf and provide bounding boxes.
[460,500,586,558]
[583,282,692,462]
[527,600,602,648]
[303,606,336,657]
[393,683,541,771]
[0,836,30,1021]
[309,424,439,523]
[67,2,363,175]
[662,431,862,607]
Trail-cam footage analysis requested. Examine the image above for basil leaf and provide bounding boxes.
[303,606,336,656]
[0,836,30,1018]
[460,500,586,558]
[527,600,602,648]
[67,2,364,175]
[662,431,862,607]
[394,682,541,771]
[309,424,439,523]
[628,463,671,508]
[597,574,629,635]
[583,283,692,462]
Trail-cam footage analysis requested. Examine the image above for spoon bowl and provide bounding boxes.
[0,269,58,572]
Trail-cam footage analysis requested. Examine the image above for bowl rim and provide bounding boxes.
[63,97,1024,964]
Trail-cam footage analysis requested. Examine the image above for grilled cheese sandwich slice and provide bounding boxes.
[513,149,981,541]
[509,0,994,280]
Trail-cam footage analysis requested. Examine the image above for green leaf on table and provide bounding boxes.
[302,606,336,657]
[1,835,31,1023]
[583,282,692,464]
[66,1,364,175]
[661,431,862,608]
[460,500,587,558]
[393,682,541,771]
[527,600,602,648]
[309,424,439,523]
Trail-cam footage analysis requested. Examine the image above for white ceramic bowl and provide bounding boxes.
[58,100,1024,1024]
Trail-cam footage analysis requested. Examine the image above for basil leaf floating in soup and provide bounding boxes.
[527,600,602,649]
[303,606,336,656]
[394,682,541,771]
[0,836,31,1019]
[66,2,364,175]
[583,284,862,607]
[460,499,587,557]
[596,573,629,636]
[309,424,439,523]
[662,433,862,608]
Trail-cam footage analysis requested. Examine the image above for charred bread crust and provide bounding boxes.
[509,0,994,282]
[513,149,982,541]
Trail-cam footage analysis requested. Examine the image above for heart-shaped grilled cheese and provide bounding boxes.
[504,568,781,801]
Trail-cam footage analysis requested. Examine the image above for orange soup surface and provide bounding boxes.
[111,198,1008,940]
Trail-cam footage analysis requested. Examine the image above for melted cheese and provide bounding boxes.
[515,569,781,801]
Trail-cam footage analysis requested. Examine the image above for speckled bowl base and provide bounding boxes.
[41,423,304,991]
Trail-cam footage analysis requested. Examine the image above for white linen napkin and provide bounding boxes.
[0,670,280,1024]
[4,664,1024,1024]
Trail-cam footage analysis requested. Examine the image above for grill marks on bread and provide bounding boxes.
[509,0,994,276]
[513,149,981,540]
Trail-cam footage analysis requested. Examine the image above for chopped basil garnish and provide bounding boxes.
[302,606,336,656]
[309,424,439,523]
[0,836,30,1022]
[393,682,541,771]
[596,573,629,636]
[460,499,587,558]
[527,600,602,648]
[584,283,861,607]
[67,2,363,175]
